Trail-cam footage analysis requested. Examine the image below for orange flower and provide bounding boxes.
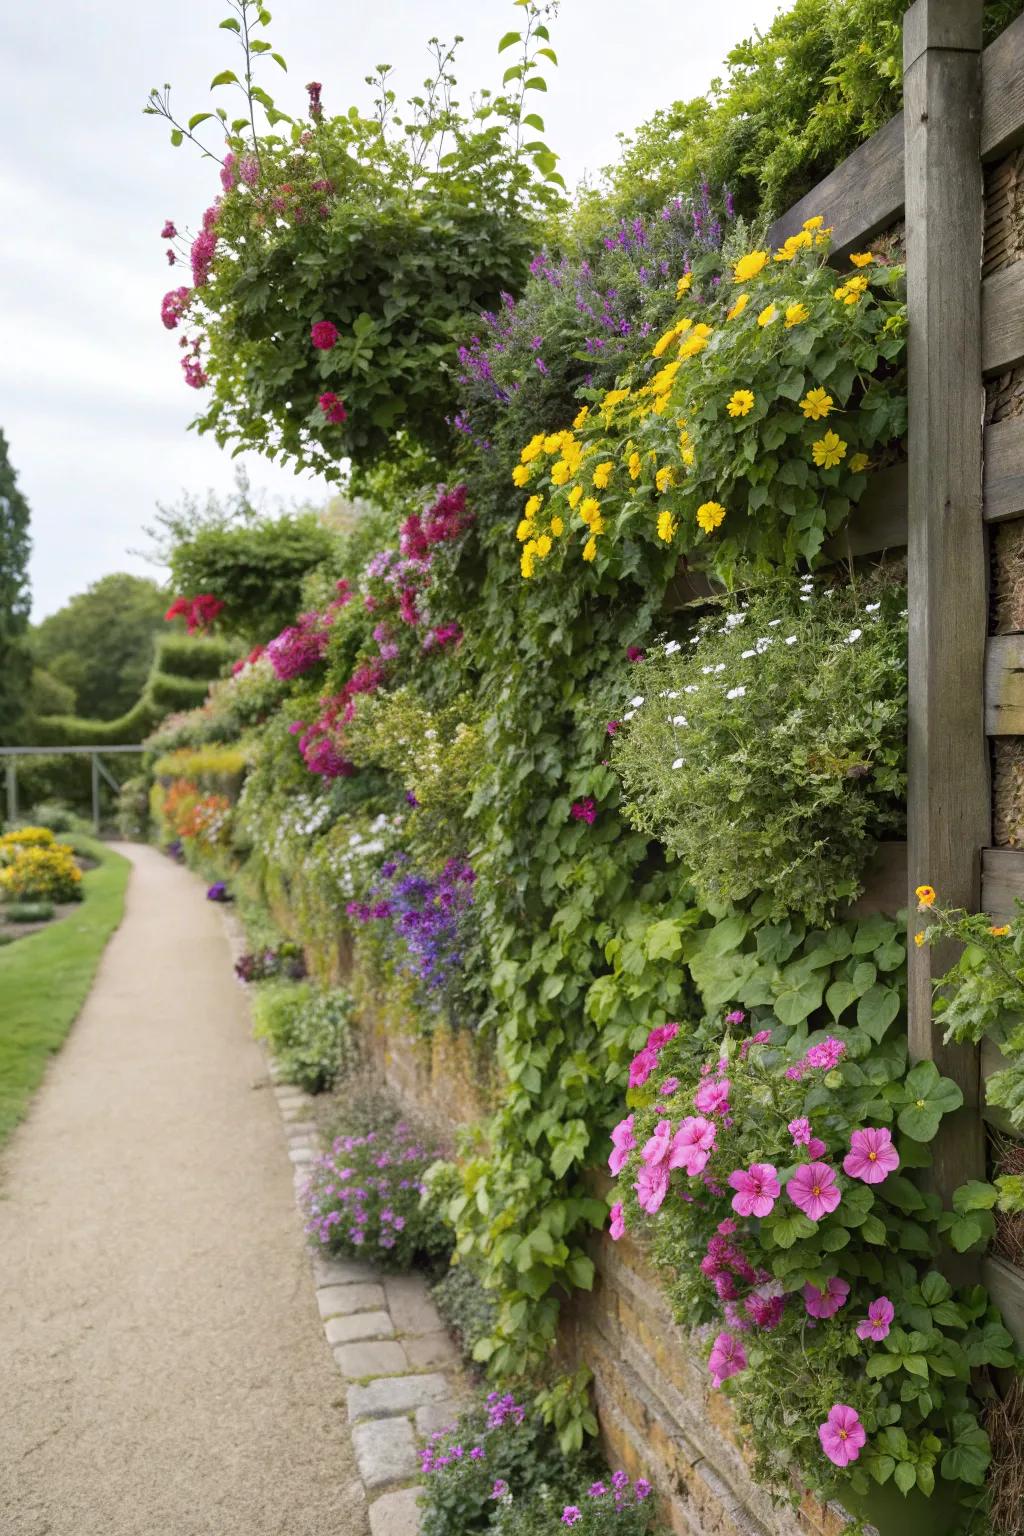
[915,884,936,909]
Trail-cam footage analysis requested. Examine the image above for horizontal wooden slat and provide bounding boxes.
[981,846,1024,921]
[767,112,906,258]
[846,839,907,916]
[982,262,1024,375]
[824,464,908,559]
[982,12,1024,162]
[983,1255,1024,1350]
[983,416,1024,523]
[986,634,1024,732]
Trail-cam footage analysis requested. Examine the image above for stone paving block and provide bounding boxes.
[402,1331,460,1370]
[317,1283,386,1318]
[326,1311,395,1347]
[348,1373,449,1422]
[313,1253,378,1288]
[334,1339,409,1378]
[414,1400,462,1437]
[289,1147,313,1165]
[353,1417,419,1490]
[369,1486,422,1536]
[385,1274,443,1336]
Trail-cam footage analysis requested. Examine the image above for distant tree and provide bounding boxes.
[0,431,33,745]
[32,573,169,720]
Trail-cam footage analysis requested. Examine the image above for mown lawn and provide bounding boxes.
[0,837,130,1147]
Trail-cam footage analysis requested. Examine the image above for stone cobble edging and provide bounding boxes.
[220,909,467,1535]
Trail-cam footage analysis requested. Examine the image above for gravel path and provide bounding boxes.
[0,843,366,1536]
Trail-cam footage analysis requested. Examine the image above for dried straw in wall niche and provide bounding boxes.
[992,739,1024,849]
[987,364,1024,426]
[984,147,1024,279]
[985,1374,1024,1536]
[992,521,1024,634]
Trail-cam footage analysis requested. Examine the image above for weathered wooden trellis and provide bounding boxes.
[766,0,1024,1344]
[0,746,144,835]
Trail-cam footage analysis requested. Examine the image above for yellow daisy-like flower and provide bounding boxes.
[915,884,936,909]
[756,304,777,328]
[656,510,677,543]
[696,501,726,534]
[913,932,926,948]
[534,534,552,559]
[582,536,597,562]
[550,516,564,537]
[593,461,613,490]
[801,388,833,421]
[573,404,590,429]
[849,453,869,474]
[524,495,543,518]
[834,274,869,305]
[579,496,601,527]
[726,292,749,321]
[520,545,536,579]
[802,216,824,231]
[652,326,679,359]
[676,272,693,299]
[679,323,712,358]
[628,451,642,481]
[811,431,847,470]
[733,250,769,283]
[542,433,563,454]
[520,434,544,464]
[681,445,695,467]
[516,519,534,543]
[774,231,811,263]
[551,459,571,487]
[784,303,809,329]
[568,485,583,509]
[727,389,755,418]
[849,252,874,268]
[655,466,676,494]
[990,924,1011,937]
[512,464,530,487]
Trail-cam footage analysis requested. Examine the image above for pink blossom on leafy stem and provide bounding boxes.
[608,1114,635,1176]
[629,1046,659,1088]
[856,1296,895,1342]
[659,1076,680,1096]
[311,319,339,350]
[670,1116,717,1176]
[647,1022,679,1050]
[789,1118,812,1147]
[635,1161,670,1214]
[708,1330,747,1388]
[728,1163,780,1218]
[805,1137,828,1159]
[818,1404,866,1468]
[571,798,596,824]
[694,1076,730,1116]
[843,1126,900,1185]
[562,1508,582,1527]
[803,1276,850,1318]
[725,1009,745,1025]
[787,1161,841,1221]
[608,1201,626,1241]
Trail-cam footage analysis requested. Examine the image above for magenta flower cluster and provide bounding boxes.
[302,1121,439,1263]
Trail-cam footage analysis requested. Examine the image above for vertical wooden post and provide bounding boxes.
[5,759,17,826]
[905,0,988,1199]
[91,753,101,836]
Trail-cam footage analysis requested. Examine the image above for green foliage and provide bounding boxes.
[0,429,33,745]
[431,1262,498,1363]
[251,978,355,1092]
[31,574,169,720]
[493,1479,656,1536]
[115,775,150,840]
[0,838,129,1145]
[27,667,76,720]
[169,515,337,642]
[3,901,55,923]
[612,575,907,924]
[148,1,565,476]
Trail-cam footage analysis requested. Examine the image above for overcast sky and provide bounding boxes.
[2,0,784,619]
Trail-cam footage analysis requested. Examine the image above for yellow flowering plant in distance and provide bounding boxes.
[510,220,906,584]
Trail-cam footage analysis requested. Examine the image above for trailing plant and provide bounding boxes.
[611,573,907,924]
[168,515,338,642]
[432,1263,498,1363]
[492,1469,658,1535]
[251,979,355,1092]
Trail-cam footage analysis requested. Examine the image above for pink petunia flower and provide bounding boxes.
[629,1047,659,1088]
[818,1404,866,1467]
[843,1127,900,1185]
[671,1116,717,1176]
[311,319,339,349]
[717,1218,737,1236]
[659,1076,680,1096]
[728,1163,781,1218]
[708,1330,747,1388]
[609,1114,635,1176]
[789,1118,812,1146]
[787,1161,841,1221]
[805,1137,828,1159]
[647,1022,679,1050]
[746,1282,786,1330]
[803,1277,850,1318]
[856,1296,895,1342]
[609,1201,626,1241]
[635,1163,670,1214]
[695,1077,731,1116]
[803,1036,847,1071]
[725,1009,745,1025]
[642,1120,675,1167]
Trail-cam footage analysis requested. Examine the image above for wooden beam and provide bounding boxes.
[982,1256,1024,1351]
[823,464,908,559]
[986,634,1024,733]
[981,11,1024,161]
[846,841,908,916]
[983,417,1024,524]
[982,263,1024,376]
[767,112,905,258]
[904,0,988,1201]
[982,846,1024,918]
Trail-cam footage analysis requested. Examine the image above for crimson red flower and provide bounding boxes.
[311,320,339,350]
[318,390,348,424]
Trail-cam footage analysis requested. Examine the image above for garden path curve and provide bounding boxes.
[0,842,366,1536]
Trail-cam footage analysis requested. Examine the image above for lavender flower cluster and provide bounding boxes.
[302,1121,447,1267]
[346,854,475,995]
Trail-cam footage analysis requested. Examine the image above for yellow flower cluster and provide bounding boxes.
[0,842,82,902]
[0,825,56,852]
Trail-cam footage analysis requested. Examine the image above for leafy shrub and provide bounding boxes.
[303,1118,450,1268]
[20,803,92,836]
[0,843,83,902]
[419,1392,579,1536]
[1,825,56,849]
[168,517,339,643]
[3,900,55,922]
[492,1472,657,1535]
[516,228,906,584]
[611,574,907,924]
[115,776,150,839]
[251,980,355,1093]
[432,1263,498,1363]
[234,942,306,983]
[608,1014,1009,1506]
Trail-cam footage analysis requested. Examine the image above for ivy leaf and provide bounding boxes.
[644,919,682,961]
[826,979,857,1020]
[857,983,900,1041]
[940,1415,991,1486]
[952,1180,998,1213]
[774,976,825,1027]
[896,1060,963,1141]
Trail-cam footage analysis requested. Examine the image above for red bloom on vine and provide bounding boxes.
[571,798,596,824]
[319,391,348,424]
[164,593,224,635]
[311,319,339,350]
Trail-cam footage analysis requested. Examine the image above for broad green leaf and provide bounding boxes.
[497,29,521,50]
[210,69,239,87]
